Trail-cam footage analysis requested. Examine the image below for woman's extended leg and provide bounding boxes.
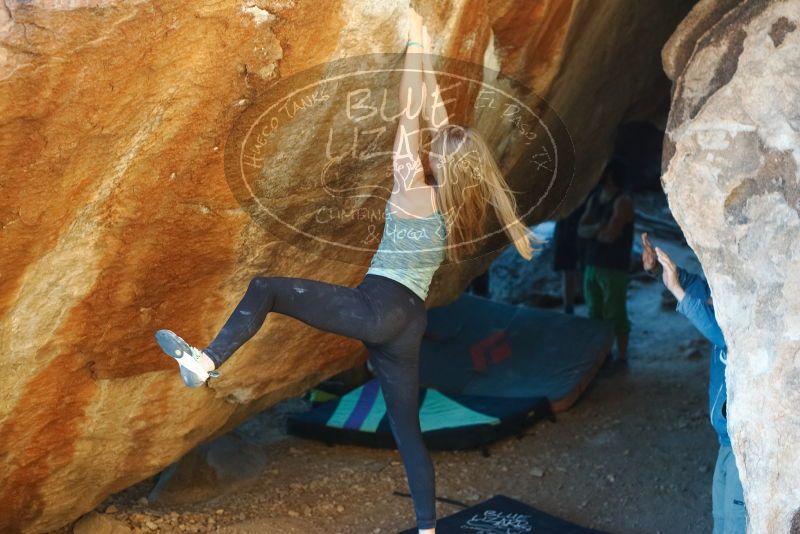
[203,276,382,368]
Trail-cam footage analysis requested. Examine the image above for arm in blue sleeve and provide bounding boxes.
[675,276,727,349]
[677,267,700,289]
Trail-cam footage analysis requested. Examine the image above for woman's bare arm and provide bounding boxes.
[392,8,426,195]
[420,25,450,130]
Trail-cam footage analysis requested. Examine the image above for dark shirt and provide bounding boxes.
[582,189,634,270]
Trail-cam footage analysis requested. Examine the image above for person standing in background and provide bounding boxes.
[577,159,634,364]
[552,199,587,314]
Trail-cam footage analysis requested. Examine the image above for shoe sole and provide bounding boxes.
[154,330,215,388]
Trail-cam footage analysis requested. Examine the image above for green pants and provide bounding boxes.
[584,266,630,335]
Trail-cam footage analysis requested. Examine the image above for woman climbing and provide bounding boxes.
[154,8,536,533]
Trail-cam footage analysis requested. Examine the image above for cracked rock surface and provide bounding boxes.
[661,0,800,531]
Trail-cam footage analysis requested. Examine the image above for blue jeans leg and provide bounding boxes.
[712,444,747,534]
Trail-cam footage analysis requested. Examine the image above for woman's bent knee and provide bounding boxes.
[248,276,273,295]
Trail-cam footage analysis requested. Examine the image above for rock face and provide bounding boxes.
[661,1,800,532]
[0,0,692,532]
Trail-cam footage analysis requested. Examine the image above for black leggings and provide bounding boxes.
[204,273,436,529]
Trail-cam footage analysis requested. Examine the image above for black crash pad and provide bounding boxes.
[398,495,609,534]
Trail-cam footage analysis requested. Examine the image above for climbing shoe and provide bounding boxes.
[154,329,220,388]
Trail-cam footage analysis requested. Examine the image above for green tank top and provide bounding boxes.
[365,203,447,301]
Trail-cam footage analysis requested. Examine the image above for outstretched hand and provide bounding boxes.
[641,232,659,273]
[655,246,685,302]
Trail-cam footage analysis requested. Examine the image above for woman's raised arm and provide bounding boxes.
[392,8,426,195]
[421,25,450,131]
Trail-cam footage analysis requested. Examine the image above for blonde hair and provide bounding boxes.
[428,124,539,263]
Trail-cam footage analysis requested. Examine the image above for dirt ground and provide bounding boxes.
[68,234,721,534]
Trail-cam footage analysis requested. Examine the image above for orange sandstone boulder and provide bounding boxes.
[0,0,691,531]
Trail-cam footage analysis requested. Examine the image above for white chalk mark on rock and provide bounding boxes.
[241,3,276,26]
